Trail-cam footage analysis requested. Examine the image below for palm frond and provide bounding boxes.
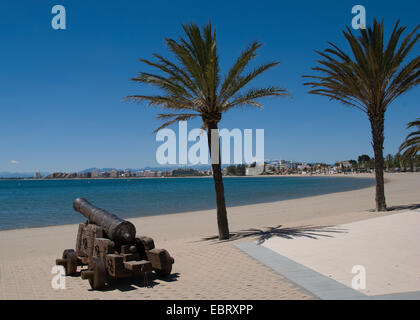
[153,113,200,132]
[218,62,281,106]
[126,21,289,131]
[398,118,420,159]
[222,87,290,111]
[303,20,420,116]
[219,41,262,98]
[407,119,420,129]
[124,95,197,112]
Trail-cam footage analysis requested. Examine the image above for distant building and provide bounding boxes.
[65,172,78,178]
[34,172,42,179]
[91,169,102,178]
[246,162,265,176]
[122,170,132,177]
[77,172,91,178]
[265,164,277,174]
[108,169,118,178]
[136,170,163,177]
[334,161,353,172]
[337,161,352,168]
[45,172,66,179]
[143,170,156,177]
[277,160,297,170]
[297,163,311,171]
[161,170,172,177]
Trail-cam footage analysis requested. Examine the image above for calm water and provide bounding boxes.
[0,177,374,230]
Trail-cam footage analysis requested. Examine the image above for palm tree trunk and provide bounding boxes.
[207,122,230,240]
[370,114,387,211]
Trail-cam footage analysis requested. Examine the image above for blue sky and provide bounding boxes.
[0,0,419,172]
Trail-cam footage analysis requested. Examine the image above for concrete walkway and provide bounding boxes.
[236,210,420,299]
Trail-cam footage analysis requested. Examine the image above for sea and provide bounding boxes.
[0,176,374,230]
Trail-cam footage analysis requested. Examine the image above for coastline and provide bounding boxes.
[2,171,378,181]
[0,172,418,299]
[0,174,375,231]
[0,173,408,237]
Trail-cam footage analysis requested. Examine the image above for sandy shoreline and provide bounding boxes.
[0,172,419,299]
[8,171,374,181]
[0,173,375,233]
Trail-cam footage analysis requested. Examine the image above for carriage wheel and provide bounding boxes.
[58,249,78,275]
[82,257,106,290]
[153,250,174,276]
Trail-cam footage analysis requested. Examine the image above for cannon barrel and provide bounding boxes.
[73,198,136,244]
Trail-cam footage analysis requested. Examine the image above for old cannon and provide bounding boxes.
[56,198,174,290]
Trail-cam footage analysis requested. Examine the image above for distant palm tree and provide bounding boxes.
[399,118,420,163]
[393,152,402,169]
[126,22,289,239]
[385,154,394,171]
[303,20,420,211]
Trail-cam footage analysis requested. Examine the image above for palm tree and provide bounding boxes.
[385,154,394,171]
[303,20,420,211]
[399,118,420,165]
[393,152,402,169]
[125,22,289,239]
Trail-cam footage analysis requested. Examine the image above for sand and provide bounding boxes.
[0,173,419,299]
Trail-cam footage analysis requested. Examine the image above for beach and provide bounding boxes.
[0,175,375,230]
[0,172,419,299]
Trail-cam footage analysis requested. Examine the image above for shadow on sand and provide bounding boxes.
[387,203,420,211]
[201,225,347,245]
[81,272,180,292]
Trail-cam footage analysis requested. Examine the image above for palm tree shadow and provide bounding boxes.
[387,203,420,211]
[201,225,347,245]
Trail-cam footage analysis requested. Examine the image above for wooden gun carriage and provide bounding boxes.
[56,198,174,290]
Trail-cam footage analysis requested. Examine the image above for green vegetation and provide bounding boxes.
[226,165,246,176]
[357,155,373,169]
[171,169,206,176]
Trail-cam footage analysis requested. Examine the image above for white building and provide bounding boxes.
[108,169,118,178]
[278,160,298,170]
[297,163,311,171]
[136,171,145,177]
[143,170,156,177]
[122,170,132,177]
[246,163,265,176]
